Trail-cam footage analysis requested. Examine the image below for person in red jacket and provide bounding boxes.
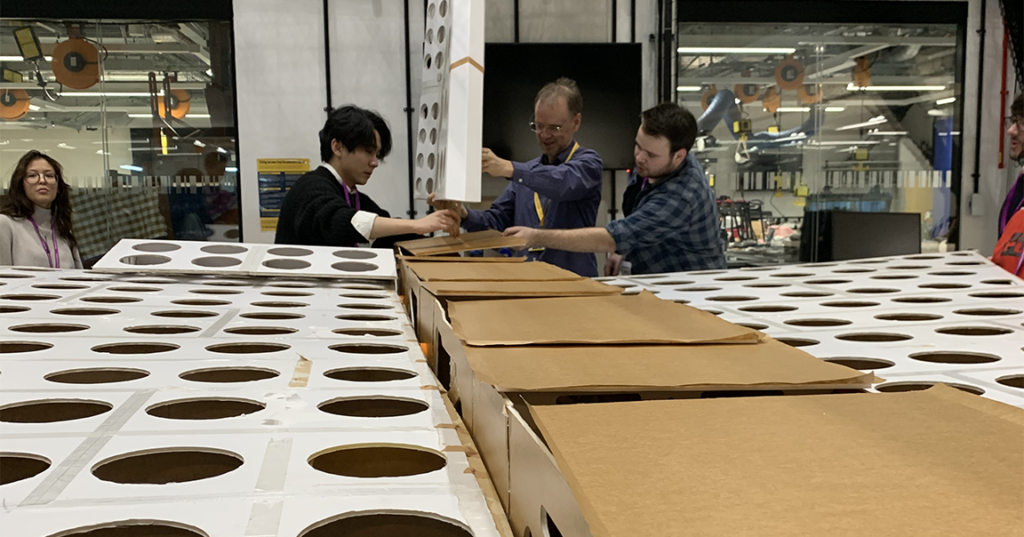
[993,93,1023,276]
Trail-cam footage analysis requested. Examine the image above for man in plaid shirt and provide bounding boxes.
[504,103,725,275]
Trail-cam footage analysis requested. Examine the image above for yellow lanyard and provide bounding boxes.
[533,142,579,228]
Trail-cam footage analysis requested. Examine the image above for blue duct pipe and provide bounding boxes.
[696,89,823,151]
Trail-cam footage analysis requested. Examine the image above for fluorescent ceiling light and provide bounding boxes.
[0,55,52,61]
[676,86,701,92]
[127,114,151,118]
[836,115,887,131]
[677,47,796,54]
[777,107,810,112]
[825,107,845,112]
[936,97,956,105]
[868,131,908,136]
[226,167,238,172]
[928,109,952,117]
[27,104,40,111]
[187,114,211,118]
[847,83,946,92]
[120,164,143,172]
[56,143,75,149]
[193,140,207,148]
[216,147,228,154]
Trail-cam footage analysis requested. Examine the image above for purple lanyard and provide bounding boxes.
[641,178,649,192]
[343,185,361,211]
[27,216,60,269]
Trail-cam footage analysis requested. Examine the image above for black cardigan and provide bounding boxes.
[274,166,420,248]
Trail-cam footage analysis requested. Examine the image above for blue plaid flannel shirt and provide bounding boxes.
[606,154,726,274]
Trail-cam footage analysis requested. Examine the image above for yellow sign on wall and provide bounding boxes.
[258,158,310,232]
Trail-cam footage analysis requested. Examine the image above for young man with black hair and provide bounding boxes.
[993,93,1024,276]
[275,105,460,247]
[504,102,725,275]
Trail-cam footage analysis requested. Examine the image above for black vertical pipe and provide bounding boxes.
[514,0,520,42]
[971,0,986,194]
[403,0,416,218]
[630,0,636,42]
[323,0,332,113]
[612,0,617,42]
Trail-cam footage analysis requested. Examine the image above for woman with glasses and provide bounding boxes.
[0,150,83,268]
[993,93,1023,277]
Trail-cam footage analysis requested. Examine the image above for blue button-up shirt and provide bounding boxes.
[606,153,726,274]
[463,141,603,277]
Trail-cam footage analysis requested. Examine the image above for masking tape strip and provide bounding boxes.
[450,56,485,73]
[244,437,293,536]
[200,307,241,337]
[19,389,157,506]
[289,356,312,388]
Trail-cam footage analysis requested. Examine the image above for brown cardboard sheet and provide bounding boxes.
[397,254,525,263]
[464,337,871,391]
[531,385,1024,537]
[396,229,528,256]
[449,291,762,346]
[424,279,622,298]
[407,261,583,282]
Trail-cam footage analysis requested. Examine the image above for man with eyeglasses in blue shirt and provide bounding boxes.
[428,77,603,277]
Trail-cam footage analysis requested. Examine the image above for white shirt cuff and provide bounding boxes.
[351,210,378,241]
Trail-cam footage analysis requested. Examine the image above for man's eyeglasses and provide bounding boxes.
[529,121,567,134]
[25,172,57,184]
[1006,115,1024,130]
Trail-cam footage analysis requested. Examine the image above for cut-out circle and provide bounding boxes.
[330,343,407,355]
[953,308,1021,316]
[261,290,314,297]
[876,382,984,396]
[108,286,162,293]
[833,268,875,274]
[129,277,179,284]
[193,256,243,268]
[119,254,171,265]
[146,397,266,420]
[714,276,758,282]
[908,351,1001,364]
[822,357,894,370]
[706,295,758,302]
[338,303,393,310]
[744,282,790,288]
[81,296,142,304]
[124,325,201,335]
[92,342,179,355]
[0,452,51,485]
[874,313,943,322]
[189,288,242,295]
[52,307,119,316]
[251,301,308,308]
[738,305,797,313]
[45,368,150,384]
[10,323,88,333]
[781,291,833,298]
[133,242,181,253]
[224,326,298,336]
[171,299,232,306]
[675,286,721,292]
[0,399,112,423]
[821,301,880,308]
[263,258,311,270]
[969,291,1024,299]
[919,282,971,289]
[336,314,397,322]
[771,272,814,278]
[332,261,378,272]
[240,311,305,320]
[308,444,445,478]
[32,283,89,290]
[333,328,403,337]
[774,337,819,348]
[325,367,417,382]
[735,322,768,330]
[179,367,280,383]
[318,397,429,418]
[333,249,379,260]
[929,271,975,276]
[652,280,695,286]
[0,341,53,353]
[299,512,473,537]
[205,342,291,354]
[200,244,248,255]
[47,521,207,537]
[1,293,59,301]
[783,318,852,327]
[91,448,242,484]
[835,332,913,343]
[847,288,900,294]
[934,326,1013,337]
[804,279,852,285]
[267,247,312,257]
[0,305,30,314]
[870,274,918,280]
[996,375,1024,389]
[981,279,1014,285]
[152,310,220,318]
[892,296,952,304]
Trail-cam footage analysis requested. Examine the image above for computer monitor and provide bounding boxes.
[800,211,921,262]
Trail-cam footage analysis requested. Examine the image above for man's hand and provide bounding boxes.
[604,253,623,277]
[416,209,461,238]
[427,192,468,219]
[503,226,544,249]
[482,148,514,178]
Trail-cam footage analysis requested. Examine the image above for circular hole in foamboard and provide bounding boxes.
[262,258,312,270]
[439,0,449,16]
[780,291,833,298]
[982,279,1015,285]
[32,283,90,290]
[267,247,313,257]
[996,375,1024,389]
[892,296,952,304]
[331,248,379,260]
[336,314,397,322]
[124,325,202,335]
[45,368,150,385]
[929,270,976,277]
[128,277,180,284]
[969,291,1024,299]
[954,307,1022,316]
[874,313,944,322]
[152,310,220,319]
[425,178,435,194]
[330,343,407,355]
[200,280,249,287]
[267,281,317,288]
[51,307,119,316]
[430,128,438,144]
[172,299,232,306]
[424,52,432,69]
[336,282,387,291]
[428,1,436,17]
[835,332,913,343]
[774,337,819,348]
[738,305,797,313]
[418,128,427,143]
[308,444,445,478]
[847,288,900,294]
[10,323,88,333]
[674,286,721,292]
[251,301,308,308]
[919,282,971,290]
[702,309,724,315]
[948,260,985,266]
[784,318,852,327]
[1,305,30,314]
[338,303,394,310]
[91,342,179,355]
[50,521,209,537]
[822,357,895,371]
[821,300,880,308]
[876,381,984,396]
[318,397,429,418]
[653,280,695,286]
[935,326,1013,337]
[908,351,1001,365]
[744,282,790,288]
[81,296,142,304]
[91,448,242,485]
[108,286,163,293]
[261,290,314,297]
[804,279,852,285]
[734,322,768,330]
[340,293,388,300]
[771,272,814,278]
[224,325,298,336]
[205,342,291,354]
[904,255,943,260]
[705,295,759,302]
[240,311,306,320]
[832,268,875,274]
[299,511,473,537]
[0,399,112,423]
[870,274,918,280]
[0,341,53,353]
[0,293,59,301]
[688,270,729,275]
[146,398,266,420]
[132,242,181,253]
[713,276,758,282]
[673,299,690,304]
[189,288,243,296]
[180,367,280,384]
[333,328,403,337]
[200,245,248,255]
[428,153,436,170]
[0,453,51,485]
[438,25,447,44]
[324,367,417,383]
[0,273,33,279]
[61,275,114,282]
[431,102,440,119]
[193,256,243,268]
[951,252,975,256]
[888,265,930,270]
[421,103,429,118]
[119,254,171,266]
[739,267,779,272]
